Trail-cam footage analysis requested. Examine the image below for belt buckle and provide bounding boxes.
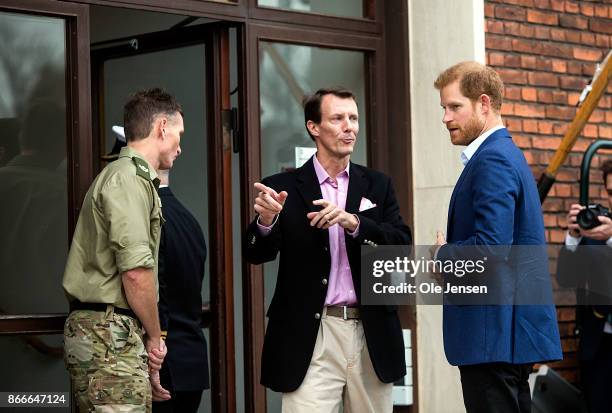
[343,305,348,320]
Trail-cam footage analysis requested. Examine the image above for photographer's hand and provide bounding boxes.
[566,203,584,238]
[581,216,612,241]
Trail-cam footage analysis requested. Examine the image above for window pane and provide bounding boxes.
[258,0,365,19]
[258,42,367,412]
[0,11,68,314]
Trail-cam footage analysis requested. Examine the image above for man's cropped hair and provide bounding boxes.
[434,61,504,113]
[303,87,357,141]
[124,88,183,142]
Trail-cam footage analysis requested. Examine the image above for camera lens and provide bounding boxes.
[577,208,600,230]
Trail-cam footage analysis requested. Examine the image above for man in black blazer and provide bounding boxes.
[153,169,209,413]
[557,159,612,413]
[244,87,411,412]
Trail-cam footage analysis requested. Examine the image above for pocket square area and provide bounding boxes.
[359,197,377,212]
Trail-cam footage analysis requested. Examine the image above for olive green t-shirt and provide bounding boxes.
[62,146,163,309]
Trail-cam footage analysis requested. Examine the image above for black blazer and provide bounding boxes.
[244,157,412,392]
[557,236,611,361]
[158,187,209,391]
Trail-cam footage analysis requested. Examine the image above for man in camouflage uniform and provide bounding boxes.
[62,88,184,412]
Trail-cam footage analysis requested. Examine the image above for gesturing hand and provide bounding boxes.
[306,199,358,232]
[253,182,288,226]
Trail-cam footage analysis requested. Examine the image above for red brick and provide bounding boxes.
[606,111,612,124]
[521,55,537,69]
[580,32,596,46]
[513,134,532,148]
[485,3,495,18]
[495,0,535,6]
[505,118,523,132]
[550,0,564,12]
[552,60,567,73]
[496,5,527,21]
[554,123,569,135]
[550,28,566,41]
[527,9,559,25]
[550,228,567,244]
[567,92,581,106]
[544,214,558,227]
[504,21,521,35]
[567,61,582,75]
[488,20,505,34]
[556,168,579,182]
[524,119,540,133]
[528,71,559,87]
[534,0,551,9]
[505,86,522,100]
[595,34,610,48]
[533,136,562,150]
[583,63,595,77]
[538,90,553,103]
[541,42,573,58]
[566,30,581,43]
[488,52,505,66]
[543,197,564,212]
[519,24,536,37]
[580,3,594,17]
[513,38,543,54]
[560,76,586,91]
[583,124,599,138]
[538,121,555,134]
[552,91,567,104]
[486,35,513,51]
[501,103,515,116]
[546,105,576,120]
[599,125,612,139]
[564,1,580,14]
[594,5,608,18]
[535,26,551,39]
[522,87,538,101]
[574,47,603,62]
[505,54,522,68]
[590,110,604,123]
[536,57,553,71]
[559,14,588,30]
[515,103,546,118]
[498,68,528,84]
[523,151,536,165]
[590,19,612,35]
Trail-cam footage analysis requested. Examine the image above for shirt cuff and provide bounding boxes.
[346,214,360,238]
[607,237,612,248]
[565,232,582,252]
[256,215,278,236]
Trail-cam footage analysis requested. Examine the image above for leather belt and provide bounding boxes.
[326,305,360,320]
[70,301,137,319]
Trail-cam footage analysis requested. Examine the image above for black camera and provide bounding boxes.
[577,204,612,230]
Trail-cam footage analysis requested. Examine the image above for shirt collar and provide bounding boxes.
[460,125,504,166]
[118,146,158,181]
[312,153,350,185]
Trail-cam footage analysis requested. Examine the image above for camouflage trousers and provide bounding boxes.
[64,307,152,412]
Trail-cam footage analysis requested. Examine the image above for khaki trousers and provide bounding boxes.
[282,308,393,413]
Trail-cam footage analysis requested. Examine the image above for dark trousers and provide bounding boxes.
[581,334,612,413]
[459,362,533,413]
[152,390,203,413]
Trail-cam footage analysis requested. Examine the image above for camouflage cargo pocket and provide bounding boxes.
[64,311,112,370]
[88,373,150,410]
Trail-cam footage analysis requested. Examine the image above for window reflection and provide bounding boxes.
[258,0,365,19]
[0,11,68,315]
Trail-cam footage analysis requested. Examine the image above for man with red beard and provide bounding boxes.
[432,62,562,413]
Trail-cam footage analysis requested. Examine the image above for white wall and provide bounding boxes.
[408,0,485,411]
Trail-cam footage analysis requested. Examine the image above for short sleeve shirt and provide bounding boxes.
[62,146,163,309]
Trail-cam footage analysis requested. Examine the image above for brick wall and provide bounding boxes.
[485,0,612,384]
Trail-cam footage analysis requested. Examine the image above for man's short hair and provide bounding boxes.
[303,87,357,141]
[434,61,504,112]
[123,88,183,142]
[602,159,612,184]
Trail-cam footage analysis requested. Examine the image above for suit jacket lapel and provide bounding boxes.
[296,157,323,213]
[346,162,368,214]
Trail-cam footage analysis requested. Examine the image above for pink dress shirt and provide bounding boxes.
[257,155,359,306]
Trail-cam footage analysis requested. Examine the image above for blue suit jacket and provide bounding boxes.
[438,128,563,366]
